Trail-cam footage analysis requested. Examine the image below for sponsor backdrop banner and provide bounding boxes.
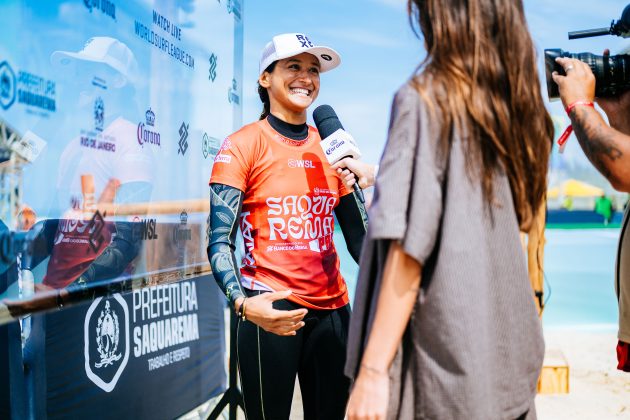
[45,275,226,419]
[0,0,244,294]
[0,0,243,417]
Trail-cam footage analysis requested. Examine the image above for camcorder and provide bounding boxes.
[545,4,630,100]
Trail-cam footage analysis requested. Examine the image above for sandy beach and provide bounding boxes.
[190,329,630,419]
[536,330,630,420]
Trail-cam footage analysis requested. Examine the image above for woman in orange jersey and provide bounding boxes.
[207,33,367,420]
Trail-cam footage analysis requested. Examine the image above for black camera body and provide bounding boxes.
[545,4,630,100]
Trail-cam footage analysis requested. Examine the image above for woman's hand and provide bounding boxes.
[239,290,307,336]
[346,366,390,420]
[332,158,376,189]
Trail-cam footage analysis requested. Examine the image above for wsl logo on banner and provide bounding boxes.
[84,294,130,392]
[84,0,116,21]
[132,216,159,241]
[137,108,161,148]
[0,61,16,110]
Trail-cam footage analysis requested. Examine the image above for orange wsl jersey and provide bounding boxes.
[209,118,352,310]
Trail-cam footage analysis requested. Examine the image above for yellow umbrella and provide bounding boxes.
[547,179,604,198]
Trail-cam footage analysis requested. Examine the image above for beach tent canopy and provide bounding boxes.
[547,179,604,199]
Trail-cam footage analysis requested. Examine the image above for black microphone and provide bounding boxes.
[313,105,365,203]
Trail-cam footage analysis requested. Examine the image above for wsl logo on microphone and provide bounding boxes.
[137,108,161,148]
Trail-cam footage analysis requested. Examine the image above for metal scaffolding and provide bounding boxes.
[0,118,24,229]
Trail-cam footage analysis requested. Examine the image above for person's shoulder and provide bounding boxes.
[393,76,438,109]
[228,120,265,145]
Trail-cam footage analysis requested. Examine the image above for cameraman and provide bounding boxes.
[553,52,630,372]
[552,53,630,191]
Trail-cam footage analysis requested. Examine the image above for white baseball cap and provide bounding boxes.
[51,37,138,87]
[259,33,341,75]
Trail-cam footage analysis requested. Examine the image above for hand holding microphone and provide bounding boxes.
[332,158,376,189]
[313,105,366,202]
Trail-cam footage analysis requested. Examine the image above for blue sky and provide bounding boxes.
[242,0,629,189]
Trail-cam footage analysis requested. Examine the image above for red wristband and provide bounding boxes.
[557,101,595,150]
[564,100,594,116]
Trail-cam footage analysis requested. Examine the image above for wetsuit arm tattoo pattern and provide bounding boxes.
[208,183,246,309]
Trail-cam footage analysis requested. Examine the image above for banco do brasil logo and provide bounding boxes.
[178,122,189,155]
[208,54,217,82]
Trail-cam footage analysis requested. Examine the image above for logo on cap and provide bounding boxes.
[296,34,314,48]
[321,54,332,61]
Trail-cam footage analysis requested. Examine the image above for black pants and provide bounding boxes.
[237,291,351,420]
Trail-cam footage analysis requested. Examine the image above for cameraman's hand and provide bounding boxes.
[240,290,307,336]
[552,57,595,108]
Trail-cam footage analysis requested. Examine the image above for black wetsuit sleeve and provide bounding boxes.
[67,181,153,298]
[70,219,140,295]
[334,191,368,263]
[207,183,246,309]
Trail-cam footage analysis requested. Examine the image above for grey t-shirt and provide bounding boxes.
[345,83,544,420]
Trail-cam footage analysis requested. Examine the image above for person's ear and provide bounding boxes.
[259,72,271,89]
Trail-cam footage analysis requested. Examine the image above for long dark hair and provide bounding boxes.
[408,0,554,230]
[258,62,277,120]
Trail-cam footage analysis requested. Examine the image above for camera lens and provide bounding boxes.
[544,48,630,100]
